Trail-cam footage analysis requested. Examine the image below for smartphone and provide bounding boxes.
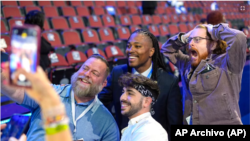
[1,114,30,141]
[9,24,41,87]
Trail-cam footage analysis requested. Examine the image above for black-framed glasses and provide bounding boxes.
[186,37,211,44]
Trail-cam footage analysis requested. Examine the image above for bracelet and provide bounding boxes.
[42,104,68,126]
[45,124,69,135]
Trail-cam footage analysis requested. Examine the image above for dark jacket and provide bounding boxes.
[40,37,53,71]
[161,23,247,125]
[98,64,183,139]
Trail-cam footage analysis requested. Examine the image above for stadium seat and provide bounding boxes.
[69,1,83,6]
[187,14,195,23]
[152,15,162,25]
[86,47,107,59]
[61,30,83,46]
[162,15,170,24]
[99,27,115,42]
[43,18,51,30]
[83,1,94,7]
[116,26,131,40]
[94,1,106,7]
[49,52,69,67]
[2,1,18,6]
[166,7,175,15]
[135,1,142,7]
[127,7,139,15]
[24,6,42,14]
[116,7,127,15]
[1,19,9,33]
[43,6,59,17]
[119,15,132,26]
[42,30,63,47]
[117,1,126,7]
[102,15,116,27]
[81,28,100,43]
[159,25,170,36]
[75,6,91,17]
[2,6,23,18]
[130,25,141,33]
[61,6,77,17]
[168,24,179,35]
[1,34,11,52]
[91,7,106,15]
[131,15,142,25]
[170,15,179,23]
[127,1,136,7]
[141,15,152,25]
[66,50,87,66]
[106,1,116,6]
[105,45,125,59]
[8,18,25,29]
[88,15,103,28]
[148,25,160,37]
[50,17,70,30]
[68,16,85,29]
[52,1,67,6]
[156,7,165,15]
[179,14,187,23]
[179,23,188,33]
[187,22,195,31]
[19,1,34,6]
[37,1,52,6]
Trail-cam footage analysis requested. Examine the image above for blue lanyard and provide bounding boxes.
[147,69,153,78]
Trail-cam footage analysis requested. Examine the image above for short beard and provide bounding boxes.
[189,47,208,69]
[71,73,103,98]
[121,97,143,118]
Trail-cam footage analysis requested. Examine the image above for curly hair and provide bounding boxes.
[118,73,160,100]
[195,24,227,55]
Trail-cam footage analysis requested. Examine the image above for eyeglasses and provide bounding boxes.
[186,37,211,44]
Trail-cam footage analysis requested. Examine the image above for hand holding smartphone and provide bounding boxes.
[1,114,30,141]
[9,24,41,87]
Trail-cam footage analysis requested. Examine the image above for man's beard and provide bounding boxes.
[71,73,103,98]
[189,47,208,69]
[121,97,143,118]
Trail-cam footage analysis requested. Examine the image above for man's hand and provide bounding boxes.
[182,30,193,44]
[203,24,218,41]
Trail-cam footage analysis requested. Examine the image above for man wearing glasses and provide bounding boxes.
[161,23,247,125]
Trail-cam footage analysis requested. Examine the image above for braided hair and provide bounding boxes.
[127,29,167,80]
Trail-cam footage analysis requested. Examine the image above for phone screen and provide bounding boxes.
[9,27,38,87]
[1,114,30,141]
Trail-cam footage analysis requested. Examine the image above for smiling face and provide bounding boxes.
[188,28,212,68]
[120,87,146,119]
[126,33,155,73]
[71,58,107,98]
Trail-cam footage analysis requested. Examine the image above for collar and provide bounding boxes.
[132,62,153,77]
[128,112,151,126]
[75,98,94,106]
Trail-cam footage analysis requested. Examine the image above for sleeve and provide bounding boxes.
[102,120,120,141]
[20,84,64,112]
[20,93,39,112]
[98,69,115,108]
[212,23,247,73]
[160,33,190,71]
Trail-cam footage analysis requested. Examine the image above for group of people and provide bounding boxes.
[1,9,247,141]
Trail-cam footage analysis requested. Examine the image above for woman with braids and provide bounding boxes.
[98,29,183,140]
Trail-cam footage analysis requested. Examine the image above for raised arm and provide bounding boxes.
[160,32,191,70]
[205,23,247,73]
[1,63,25,104]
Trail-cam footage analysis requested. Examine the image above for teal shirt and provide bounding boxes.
[21,84,120,141]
